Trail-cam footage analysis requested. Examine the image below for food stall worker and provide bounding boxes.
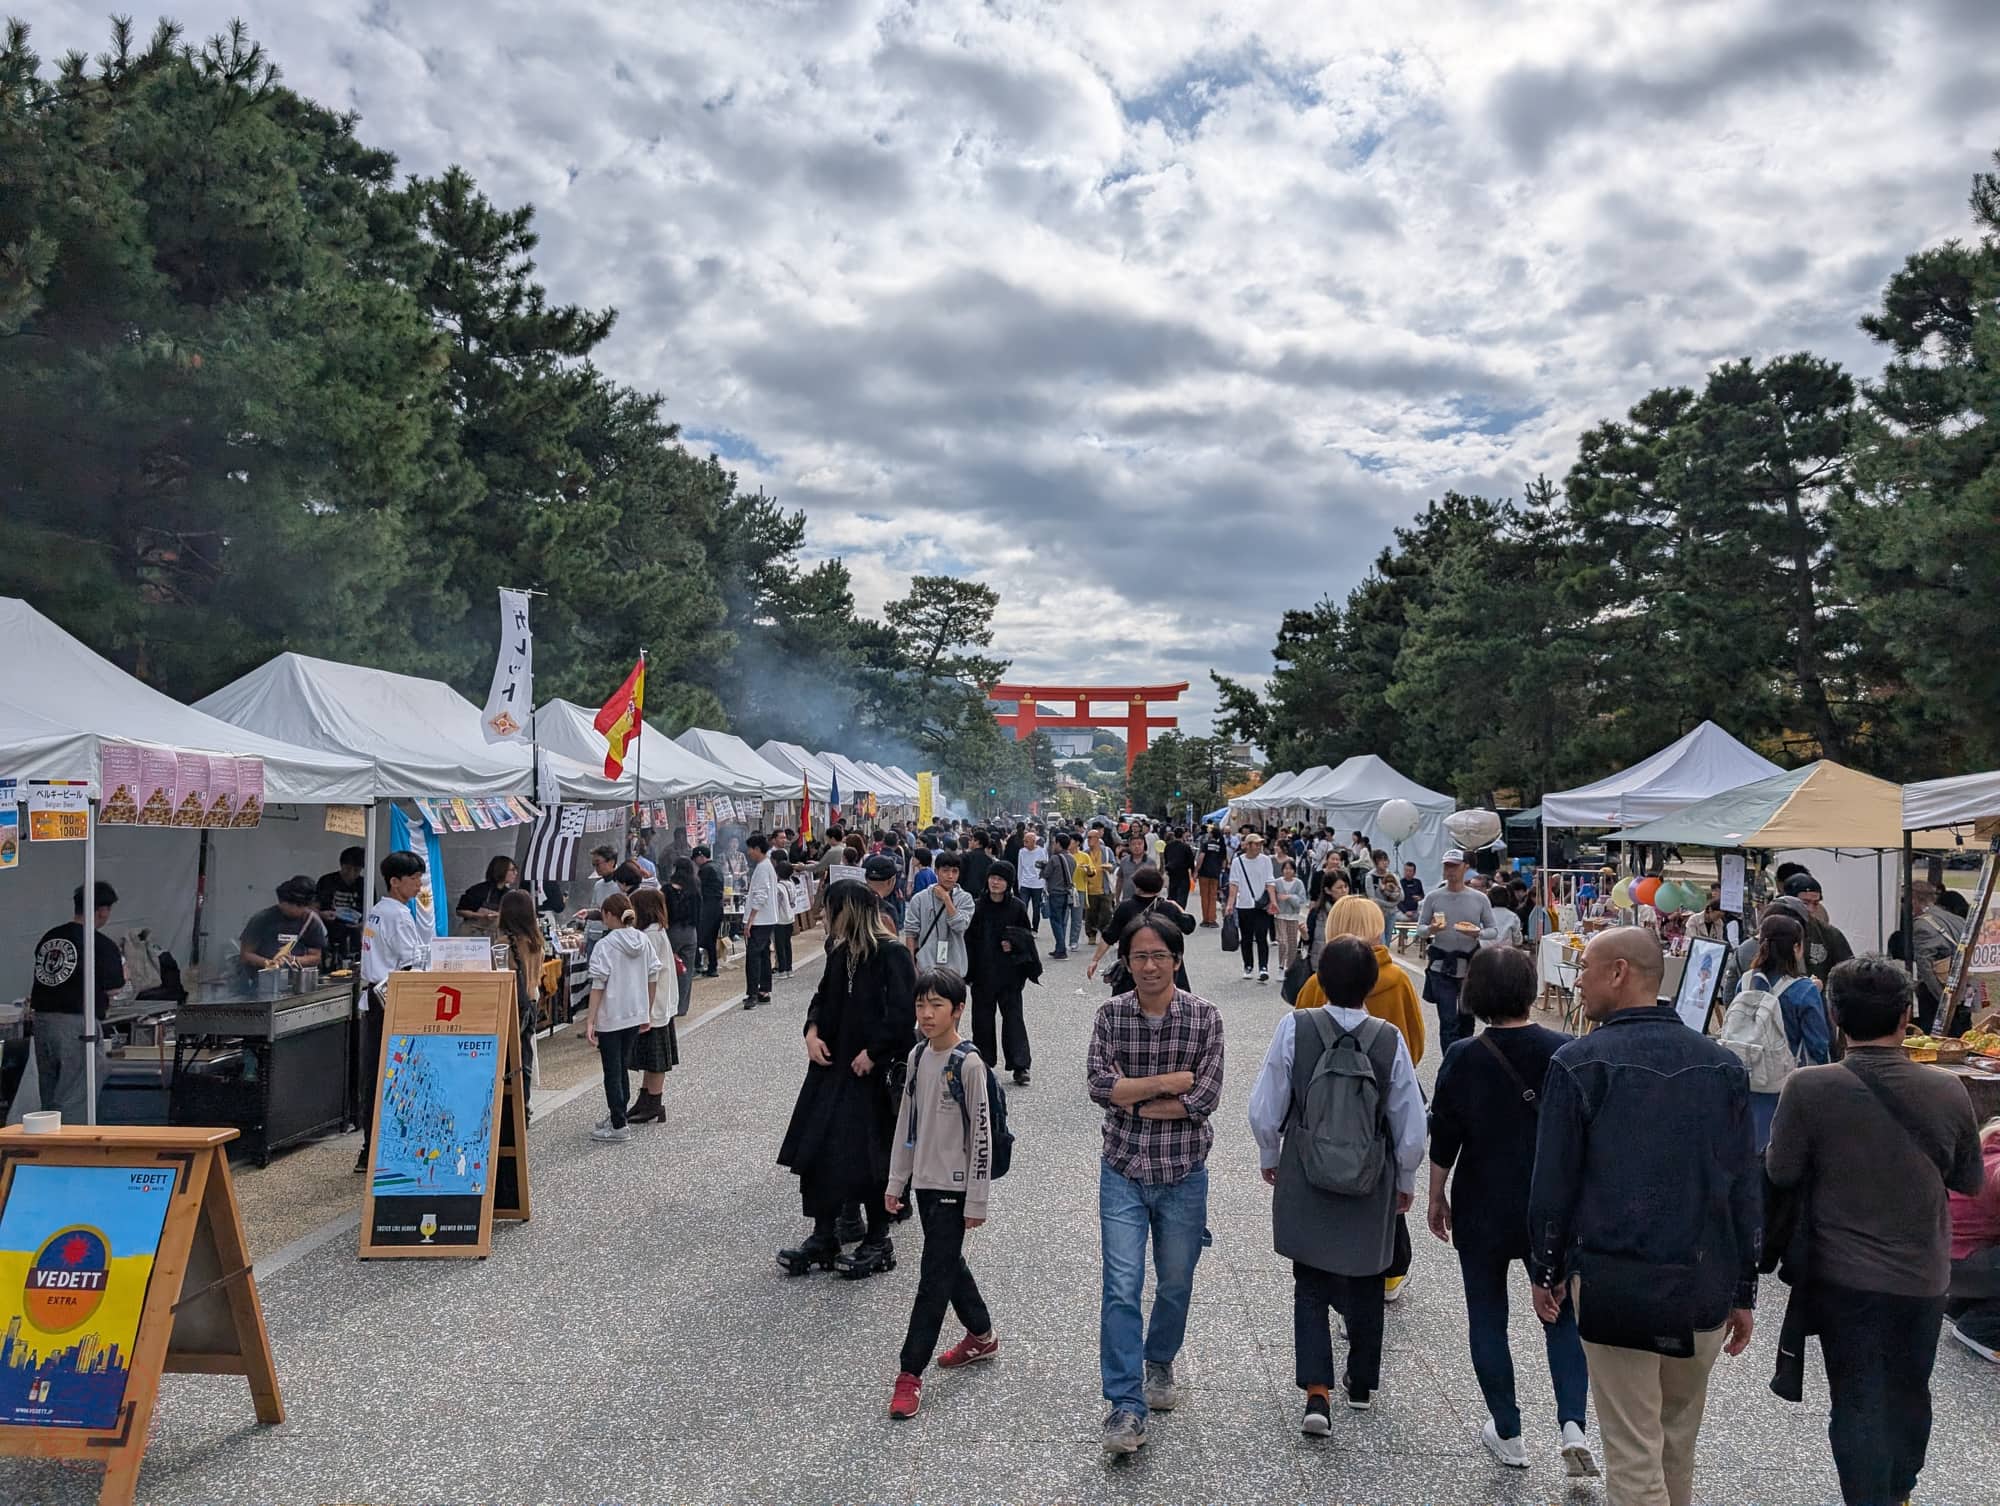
[238,876,328,977]
[28,881,125,1123]
[457,854,519,935]
[315,845,367,959]
[356,850,428,1174]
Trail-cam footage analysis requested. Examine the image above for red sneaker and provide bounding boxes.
[889,1372,922,1419]
[937,1331,1000,1369]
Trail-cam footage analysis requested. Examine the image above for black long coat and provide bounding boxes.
[696,861,725,928]
[775,940,916,1216]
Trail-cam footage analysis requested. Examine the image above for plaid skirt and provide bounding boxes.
[631,1015,681,1073]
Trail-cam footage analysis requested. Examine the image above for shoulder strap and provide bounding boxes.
[1842,1059,1951,1181]
[1478,1032,1539,1110]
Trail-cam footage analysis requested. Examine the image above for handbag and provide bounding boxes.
[1221,907,1240,953]
[1574,1249,1699,1358]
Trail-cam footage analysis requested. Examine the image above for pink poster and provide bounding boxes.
[172,753,210,828]
[231,757,264,828]
[138,748,179,826]
[98,745,142,825]
[203,755,238,829]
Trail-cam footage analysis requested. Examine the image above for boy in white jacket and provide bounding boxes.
[587,892,660,1143]
[885,966,997,1419]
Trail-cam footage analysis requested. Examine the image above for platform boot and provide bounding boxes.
[835,1235,896,1279]
[776,1229,842,1276]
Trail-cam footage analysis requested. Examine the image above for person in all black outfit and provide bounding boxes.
[693,844,725,976]
[776,880,918,1279]
[966,859,1034,1087]
[1160,828,1196,908]
[1427,945,1594,1477]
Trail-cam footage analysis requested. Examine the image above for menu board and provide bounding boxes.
[138,749,179,826]
[231,757,264,828]
[324,804,367,837]
[172,753,209,828]
[98,746,142,826]
[26,782,89,843]
[202,756,237,829]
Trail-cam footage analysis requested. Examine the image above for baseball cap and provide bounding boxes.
[1442,848,1468,865]
[1781,873,1821,897]
[862,854,899,882]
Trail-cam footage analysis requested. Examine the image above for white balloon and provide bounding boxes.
[1444,808,1502,848]
[1376,798,1421,842]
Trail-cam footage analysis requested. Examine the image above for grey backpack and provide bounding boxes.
[1293,1012,1390,1197]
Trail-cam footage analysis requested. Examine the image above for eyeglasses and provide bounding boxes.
[1126,951,1175,966]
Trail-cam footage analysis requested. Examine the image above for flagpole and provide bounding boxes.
[633,647,647,815]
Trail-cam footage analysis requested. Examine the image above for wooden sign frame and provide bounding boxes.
[359,972,530,1259]
[0,1126,281,1506]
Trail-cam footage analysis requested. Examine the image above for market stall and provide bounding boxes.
[1288,755,1455,890]
[532,698,747,801]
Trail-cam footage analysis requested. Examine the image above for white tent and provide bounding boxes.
[1230,768,1317,814]
[197,653,610,802]
[674,728,799,800]
[1904,770,2000,835]
[533,700,749,800]
[883,765,923,801]
[857,761,918,808]
[758,741,836,798]
[1303,756,1456,888]
[1542,721,1783,830]
[816,751,882,801]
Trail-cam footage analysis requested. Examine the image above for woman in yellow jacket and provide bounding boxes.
[1296,895,1426,1066]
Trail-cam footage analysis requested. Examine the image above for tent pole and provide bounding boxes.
[1900,833,1915,989]
[365,799,380,912]
[83,796,98,1126]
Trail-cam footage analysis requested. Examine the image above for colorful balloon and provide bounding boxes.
[1633,876,1662,909]
[1376,798,1421,843]
[1611,877,1634,909]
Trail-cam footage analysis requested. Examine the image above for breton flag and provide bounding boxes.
[594,659,645,779]
[829,765,842,826]
[799,770,814,843]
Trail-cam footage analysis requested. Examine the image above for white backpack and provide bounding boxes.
[1720,971,1806,1093]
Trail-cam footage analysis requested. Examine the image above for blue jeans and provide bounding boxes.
[1069,894,1086,949]
[1045,891,1072,956]
[1022,887,1044,931]
[1099,1161,1209,1420]
[1459,1250,1588,1436]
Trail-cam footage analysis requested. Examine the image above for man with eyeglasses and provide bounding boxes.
[1086,915,1225,1457]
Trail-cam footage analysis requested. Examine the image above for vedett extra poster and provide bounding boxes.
[368,1032,499,1247]
[0,1164,174,1430]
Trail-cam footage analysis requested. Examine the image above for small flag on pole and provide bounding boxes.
[594,659,645,779]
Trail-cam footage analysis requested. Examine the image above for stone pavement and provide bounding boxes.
[4,928,1996,1505]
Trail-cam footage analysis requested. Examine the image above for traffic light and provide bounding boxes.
[988,787,997,796]
[1173,788,1182,798]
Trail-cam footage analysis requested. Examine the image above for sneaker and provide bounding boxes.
[889,1372,922,1419]
[1384,1269,1412,1304]
[1949,1320,2000,1363]
[1482,1418,1529,1469]
[1143,1359,1179,1412]
[1560,1420,1600,1477]
[1013,1068,1031,1087]
[1244,968,1255,980]
[937,1331,1000,1369]
[1301,1394,1332,1437]
[590,1123,630,1143]
[352,1147,369,1174]
[742,997,759,1011]
[1101,1409,1147,1455]
[593,1115,614,1132]
[1344,1379,1373,1411]
[1258,969,1270,982]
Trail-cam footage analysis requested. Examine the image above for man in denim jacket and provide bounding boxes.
[1528,928,1760,1506]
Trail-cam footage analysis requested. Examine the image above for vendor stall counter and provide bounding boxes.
[170,971,354,1165]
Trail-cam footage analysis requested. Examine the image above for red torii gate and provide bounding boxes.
[989,682,1189,774]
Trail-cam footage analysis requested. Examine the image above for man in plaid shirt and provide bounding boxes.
[1086,914,1225,1456]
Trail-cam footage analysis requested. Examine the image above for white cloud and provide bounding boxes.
[31,0,2000,735]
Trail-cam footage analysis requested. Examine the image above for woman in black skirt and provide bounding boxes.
[627,887,682,1124]
[776,879,916,1278]
[665,858,702,1017]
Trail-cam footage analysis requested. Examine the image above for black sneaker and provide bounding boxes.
[1302,1394,1332,1436]
[1013,1068,1031,1087]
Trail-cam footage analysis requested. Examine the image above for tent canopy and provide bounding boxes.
[1542,721,1783,829]
[673,728,798,799]
[197,653,607,801]
[1296,755,1453,813]
[757,740,836,797]
[1507,805,1542,828]
[884,765,922,800]
[1609,760,1954,850]
[818,751,884,800]
[534,700,752,800]
[857,761,915,803]
[1904,770,2000,837]
[1,600,373,803]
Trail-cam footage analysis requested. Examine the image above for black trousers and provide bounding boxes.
[774,924,794,974]
[698,913,722,975]
[1813,1279,1946,1506]
[597,1025,640,1128]
[899,1190,992,1375]
[746,923,782,998]
[972,984,1030,1073]
[356,1002,387,1144]
[1167,872,1191,907]
[1294,1258,1388,1393]
[1237,907,1272,971]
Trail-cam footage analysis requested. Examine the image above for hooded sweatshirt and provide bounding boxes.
[1295,942,1428,1065]
[967,865,1029,993]
[589,925,661,1032]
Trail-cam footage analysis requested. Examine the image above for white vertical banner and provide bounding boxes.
[481,588,534,743]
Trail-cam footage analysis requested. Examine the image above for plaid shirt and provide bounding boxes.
[1087,989,1226,1185]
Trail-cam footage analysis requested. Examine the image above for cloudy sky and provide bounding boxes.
[38,1,2000,732]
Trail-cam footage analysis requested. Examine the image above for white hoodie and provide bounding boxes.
[589,926,660,1032]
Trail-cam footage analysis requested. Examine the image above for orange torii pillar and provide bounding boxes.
[989,682,1190,775]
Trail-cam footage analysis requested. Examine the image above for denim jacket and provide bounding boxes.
[1528,1006,1760,1325]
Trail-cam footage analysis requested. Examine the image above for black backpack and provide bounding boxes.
[908,1040,1015,1179]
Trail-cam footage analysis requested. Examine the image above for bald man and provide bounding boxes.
[1527,926,1760,1506]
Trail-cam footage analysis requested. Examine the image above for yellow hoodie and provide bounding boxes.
[1295,943,1427,1066]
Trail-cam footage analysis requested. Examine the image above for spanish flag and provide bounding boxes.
[799,770,814,843]
[594,658,645,779]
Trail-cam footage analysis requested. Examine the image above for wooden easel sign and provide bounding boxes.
[0,1125,281,1506]
[359,971,530,1259]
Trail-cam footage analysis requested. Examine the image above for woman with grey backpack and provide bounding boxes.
[1248,938,1427,1431]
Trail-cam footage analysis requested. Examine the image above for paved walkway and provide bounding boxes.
[5,931,1996,1504]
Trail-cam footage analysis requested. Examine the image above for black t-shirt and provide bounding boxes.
[457,881,510,918]
[1197,836,1227,879]
[239,906,327,969]
[30,922,127,1017]
[316,869,365,940]
[960,849,993,898]
[1162,839,1195,877]
[1428,1023,1571,1258]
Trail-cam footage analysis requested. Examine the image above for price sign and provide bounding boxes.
[26,781,89,842]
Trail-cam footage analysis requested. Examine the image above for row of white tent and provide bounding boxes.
[0,597,923,1005]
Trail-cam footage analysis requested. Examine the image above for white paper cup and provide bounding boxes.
[21,1110,61,1135]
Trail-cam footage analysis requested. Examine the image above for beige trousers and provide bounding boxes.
[1581,1324,1727,1506]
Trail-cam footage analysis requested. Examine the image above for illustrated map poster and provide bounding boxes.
[0,1163,174,1431]
[368,1030,499,1248]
